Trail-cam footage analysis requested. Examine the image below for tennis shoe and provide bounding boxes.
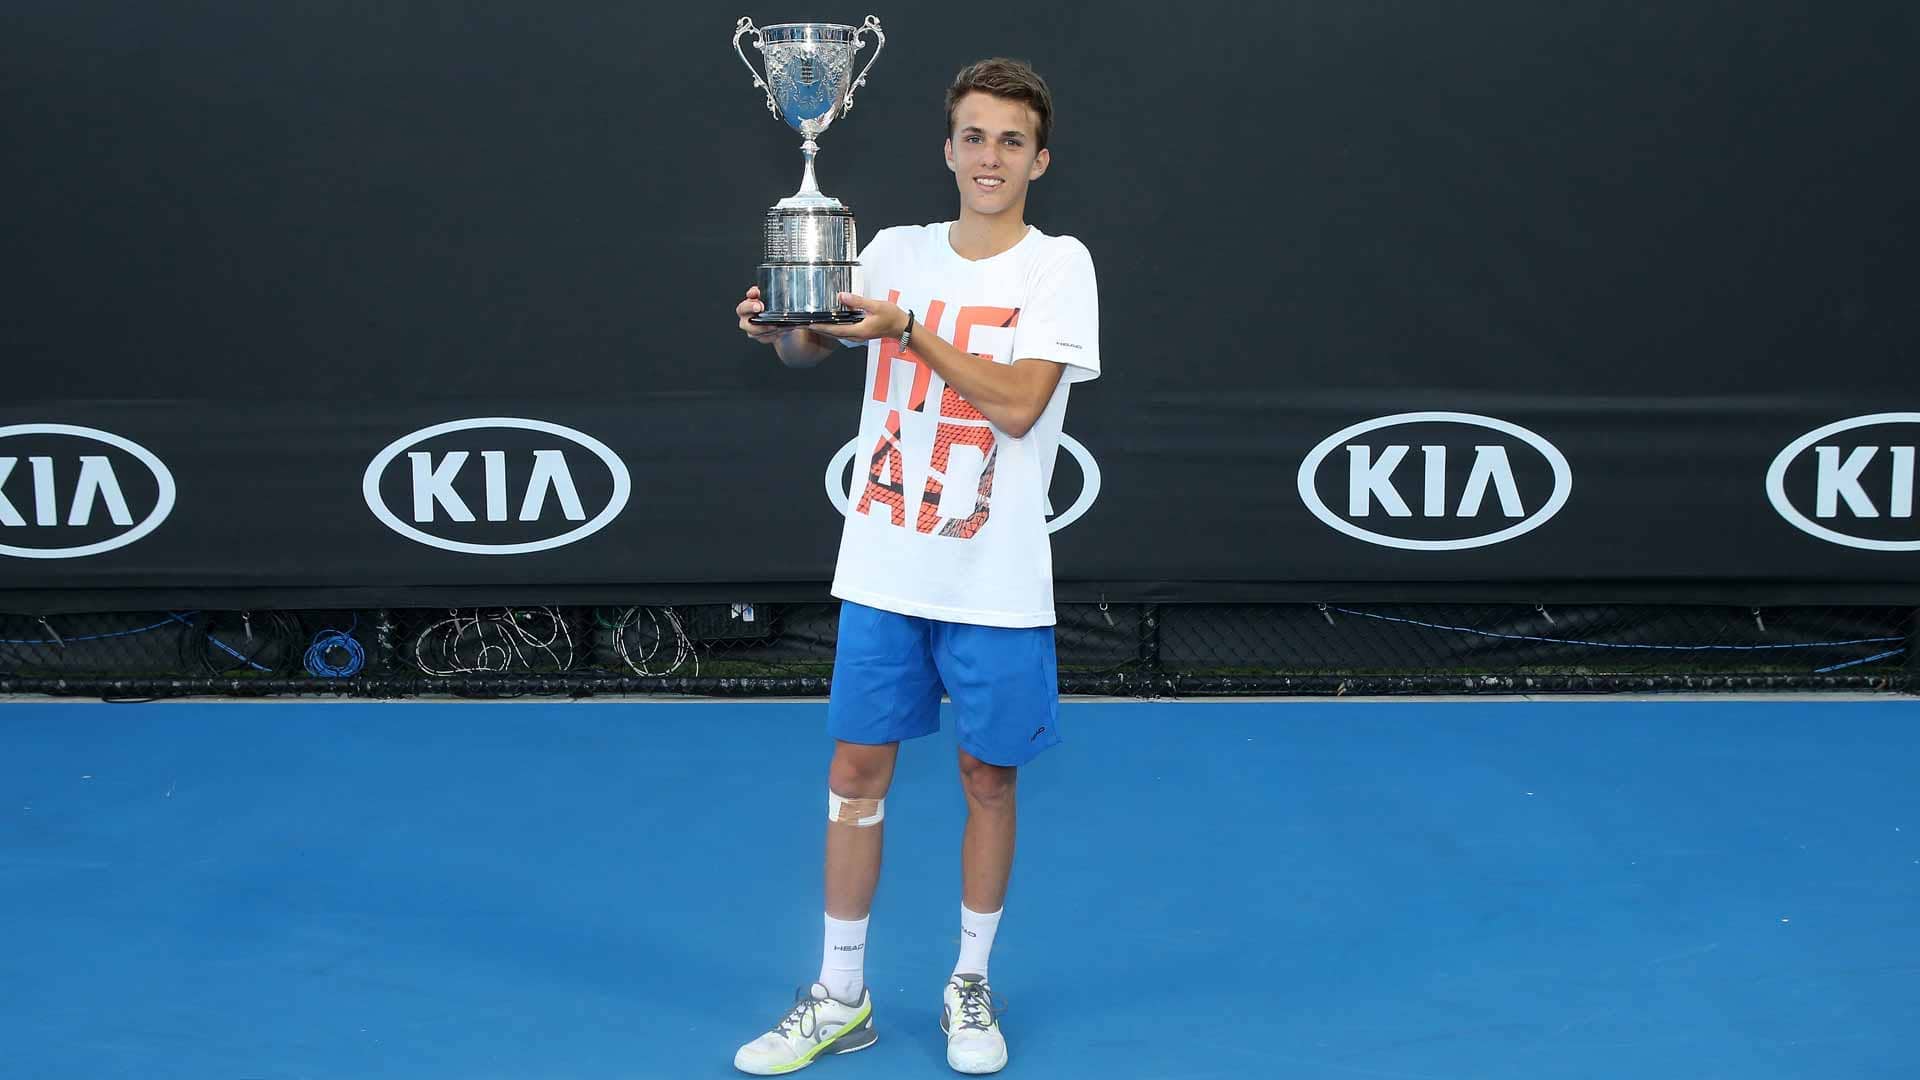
[734,982,876,1075]
[941,973,1007,1074]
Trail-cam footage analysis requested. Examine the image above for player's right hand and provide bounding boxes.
[737,286,785,343]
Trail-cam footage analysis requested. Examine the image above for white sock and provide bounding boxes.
[820,913,869,1003]
[953,905,1002,980]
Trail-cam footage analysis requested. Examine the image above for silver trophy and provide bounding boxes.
[733,15,885,325]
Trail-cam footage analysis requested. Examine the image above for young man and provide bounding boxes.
[730,57,1099,1076]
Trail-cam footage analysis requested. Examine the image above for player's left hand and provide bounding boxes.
[807,293,909,342]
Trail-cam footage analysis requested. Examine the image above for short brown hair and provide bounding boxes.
[945,58,1053,150]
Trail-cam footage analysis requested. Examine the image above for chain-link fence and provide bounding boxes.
[1,602,1911,697]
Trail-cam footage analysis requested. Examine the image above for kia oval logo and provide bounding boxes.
[824,434,1101,533]
[363,418,630,554]
[1765,412,1920,552]
[1297,412,1572,550]
[0,423,176,559]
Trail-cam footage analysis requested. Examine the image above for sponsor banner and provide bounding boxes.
[2,400,1914,612]
[1,2,1915,607]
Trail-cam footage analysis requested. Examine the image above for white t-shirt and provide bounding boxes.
[829,221,1101,628]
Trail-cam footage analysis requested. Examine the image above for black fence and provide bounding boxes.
[3,602,1910,698]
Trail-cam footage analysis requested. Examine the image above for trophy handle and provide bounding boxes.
[732,17,779,117]
[842,15,886,116]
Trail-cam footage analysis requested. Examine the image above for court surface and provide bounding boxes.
[3,697,1915,1079]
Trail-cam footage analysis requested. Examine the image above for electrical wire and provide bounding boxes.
[410,608,576,676]
[1324,605,1906,672]
[600,606,698,676]
[304,613,365,677]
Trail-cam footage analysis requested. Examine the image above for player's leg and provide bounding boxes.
[957,748,1016,967]
[822,739,898,998]
[930,619,1060,1075]
[734,602,943,1075]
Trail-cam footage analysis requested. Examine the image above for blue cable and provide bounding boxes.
[4,610,367,677]
[1814,648,1906,674]
[193,613,300,675]
[0,611,200,646]
[304,614,365,677]
[6,610,281,674]
[205,632,275,673]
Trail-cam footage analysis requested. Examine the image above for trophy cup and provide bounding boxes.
[733,15,885,325]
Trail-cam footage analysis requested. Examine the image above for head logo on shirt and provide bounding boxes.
[824,433,1100,533]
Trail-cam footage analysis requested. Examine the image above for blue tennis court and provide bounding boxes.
[4,696,1915,1079]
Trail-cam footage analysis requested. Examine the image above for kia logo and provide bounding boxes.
[824,433,1101,533]
[1297,412,1572,550]
[363,418,630,554]
[1766,412,1920,552]
[0,423,176,559]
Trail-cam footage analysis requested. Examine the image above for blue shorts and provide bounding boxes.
[827,601,1061,767]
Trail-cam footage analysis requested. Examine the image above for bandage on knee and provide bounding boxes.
[828,790,885,827]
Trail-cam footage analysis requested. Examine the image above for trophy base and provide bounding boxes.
[758,262,857,325]
[749,310,864,326]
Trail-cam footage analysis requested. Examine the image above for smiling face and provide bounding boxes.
[944,91,1051,221]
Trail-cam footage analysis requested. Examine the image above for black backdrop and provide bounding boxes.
[3,1,1917,612]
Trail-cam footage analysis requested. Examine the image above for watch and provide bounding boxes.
[900,309,915,351]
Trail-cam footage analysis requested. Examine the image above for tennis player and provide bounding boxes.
[729,57,1100,1075]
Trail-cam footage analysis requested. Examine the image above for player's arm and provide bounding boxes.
[735,285,839,369]
[809,292,1064,438]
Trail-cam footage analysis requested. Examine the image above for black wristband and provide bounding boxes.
[901,309,915,351]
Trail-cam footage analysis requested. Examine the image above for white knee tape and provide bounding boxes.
[828,790,885,827]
